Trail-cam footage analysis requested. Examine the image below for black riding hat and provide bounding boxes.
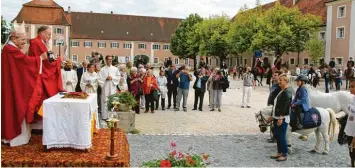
[295,75,308,82]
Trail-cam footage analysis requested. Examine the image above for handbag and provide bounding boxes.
[152,89,159,100]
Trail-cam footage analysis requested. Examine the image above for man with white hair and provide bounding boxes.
[2,21,50,146]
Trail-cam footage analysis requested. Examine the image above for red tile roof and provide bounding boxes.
[13,0,70,25]
[66,12,182,42]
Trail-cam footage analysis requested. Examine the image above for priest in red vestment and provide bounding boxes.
[27,26,64,123]
[1,21,49,146]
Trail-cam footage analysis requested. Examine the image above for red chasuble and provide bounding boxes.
[28,36,63,114]
[1,44,46,140]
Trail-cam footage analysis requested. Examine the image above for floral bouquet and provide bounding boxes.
[141,141,210,167]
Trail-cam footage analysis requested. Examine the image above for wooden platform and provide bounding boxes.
[1,129,130,167]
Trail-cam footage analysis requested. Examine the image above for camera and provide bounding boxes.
[47,51,55,63]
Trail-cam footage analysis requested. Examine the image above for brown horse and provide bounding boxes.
[345,63,354,90]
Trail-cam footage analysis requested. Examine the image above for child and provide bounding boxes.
[335,68,342,91]
[346,80,355,167]
[323,68,330,93]
[291,75,310,132]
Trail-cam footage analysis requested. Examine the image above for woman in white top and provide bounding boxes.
[346,80,355,167]
[117,64,128,92]
[80,63,99,93]
[61,60,78,92]
[156,70,168,110]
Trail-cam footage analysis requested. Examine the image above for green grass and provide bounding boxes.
[129,128,140,134]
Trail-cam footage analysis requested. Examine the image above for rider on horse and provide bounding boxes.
[291,75,310,132]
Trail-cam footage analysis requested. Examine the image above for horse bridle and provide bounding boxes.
[255,111,271,129]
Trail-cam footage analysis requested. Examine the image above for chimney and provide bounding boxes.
[90,11,93,13]
[68,6,71,13]
[111,11,113,14]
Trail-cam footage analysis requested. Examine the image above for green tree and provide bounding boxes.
[227,4,263,66]
[251,2,299,57]
[1,16,10,45]
[195,14,231,68]
[306,33,325,65]
[170,14,203,70]
[290,14,322,65]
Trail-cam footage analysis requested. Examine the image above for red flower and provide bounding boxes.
[160,160,172,167]
[187,155,195,164]
[178,152,184,158]
[203,153,209,160]
[170,150,177,158]
[170,141,176,148]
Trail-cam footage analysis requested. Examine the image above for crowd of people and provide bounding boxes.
[62,55,231,120]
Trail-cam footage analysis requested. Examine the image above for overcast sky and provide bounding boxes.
[1,0,274,21]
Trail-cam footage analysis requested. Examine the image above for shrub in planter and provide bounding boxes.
[141,141,211,167]
[107,91,137,111]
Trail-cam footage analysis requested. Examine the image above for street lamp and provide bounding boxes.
[57,35,64,56]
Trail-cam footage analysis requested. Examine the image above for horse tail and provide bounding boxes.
[326,108,337,141]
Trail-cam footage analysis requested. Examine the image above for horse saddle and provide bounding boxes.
[302,107,322,129]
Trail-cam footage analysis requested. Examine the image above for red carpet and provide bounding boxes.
[1,129,130,167]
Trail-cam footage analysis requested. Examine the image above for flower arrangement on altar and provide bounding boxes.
[107,91,137,111]
[141,141,211,167]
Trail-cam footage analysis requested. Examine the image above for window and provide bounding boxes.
[98,42,106,48]
[85,55,91,61]
[154,58,159,64]
[152,44,160,50]
[55,28,64,34]
[174,58,179,65]
[125,56,130,63]
[163,44,170,50]
[53,39,63,46]
[123,43,132,49]
[338,5,346,18]
[303,58,309,65]
[209,58,212,65]
[138,43,146,49]
[84,41,92,47]
[319,32,325,40]
[184,59,189,65]
[337,27,345,39]
[336,57,343,65]
[25,26,29,33]
[290,58,295,65]
[244,59,247,65]
[72,55,78,62]
[111,42,119,48]
[71,41,79,47]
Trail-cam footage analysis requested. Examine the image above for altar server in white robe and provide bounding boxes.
[62,60,78,92]
[80,63,99,93]
[98,55,120,120]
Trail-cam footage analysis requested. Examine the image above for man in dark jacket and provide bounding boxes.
[347,57,354,67]
[193,68,209,111]
[75,60,89,92]
[266,70,282,143]
[167,64,179,109]
[166,57,173,68]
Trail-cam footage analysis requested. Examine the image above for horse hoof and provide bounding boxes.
[309,150,317,154]
[322,152,328,155]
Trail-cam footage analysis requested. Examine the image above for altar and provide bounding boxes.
[42,93,99,149]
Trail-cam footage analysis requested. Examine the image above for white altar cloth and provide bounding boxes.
[43,93,99,149]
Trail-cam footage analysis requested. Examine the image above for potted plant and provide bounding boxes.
[117,91,137,111]
[107,91,137,112]
[141,141,211,167]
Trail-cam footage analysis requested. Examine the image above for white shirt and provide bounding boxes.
[345,96,355,137]
[272,91,290,123]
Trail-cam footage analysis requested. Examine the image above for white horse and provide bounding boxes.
[289,83,352,118]
[256,106,337,155]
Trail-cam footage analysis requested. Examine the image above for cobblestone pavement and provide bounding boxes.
[128,134,350,167]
